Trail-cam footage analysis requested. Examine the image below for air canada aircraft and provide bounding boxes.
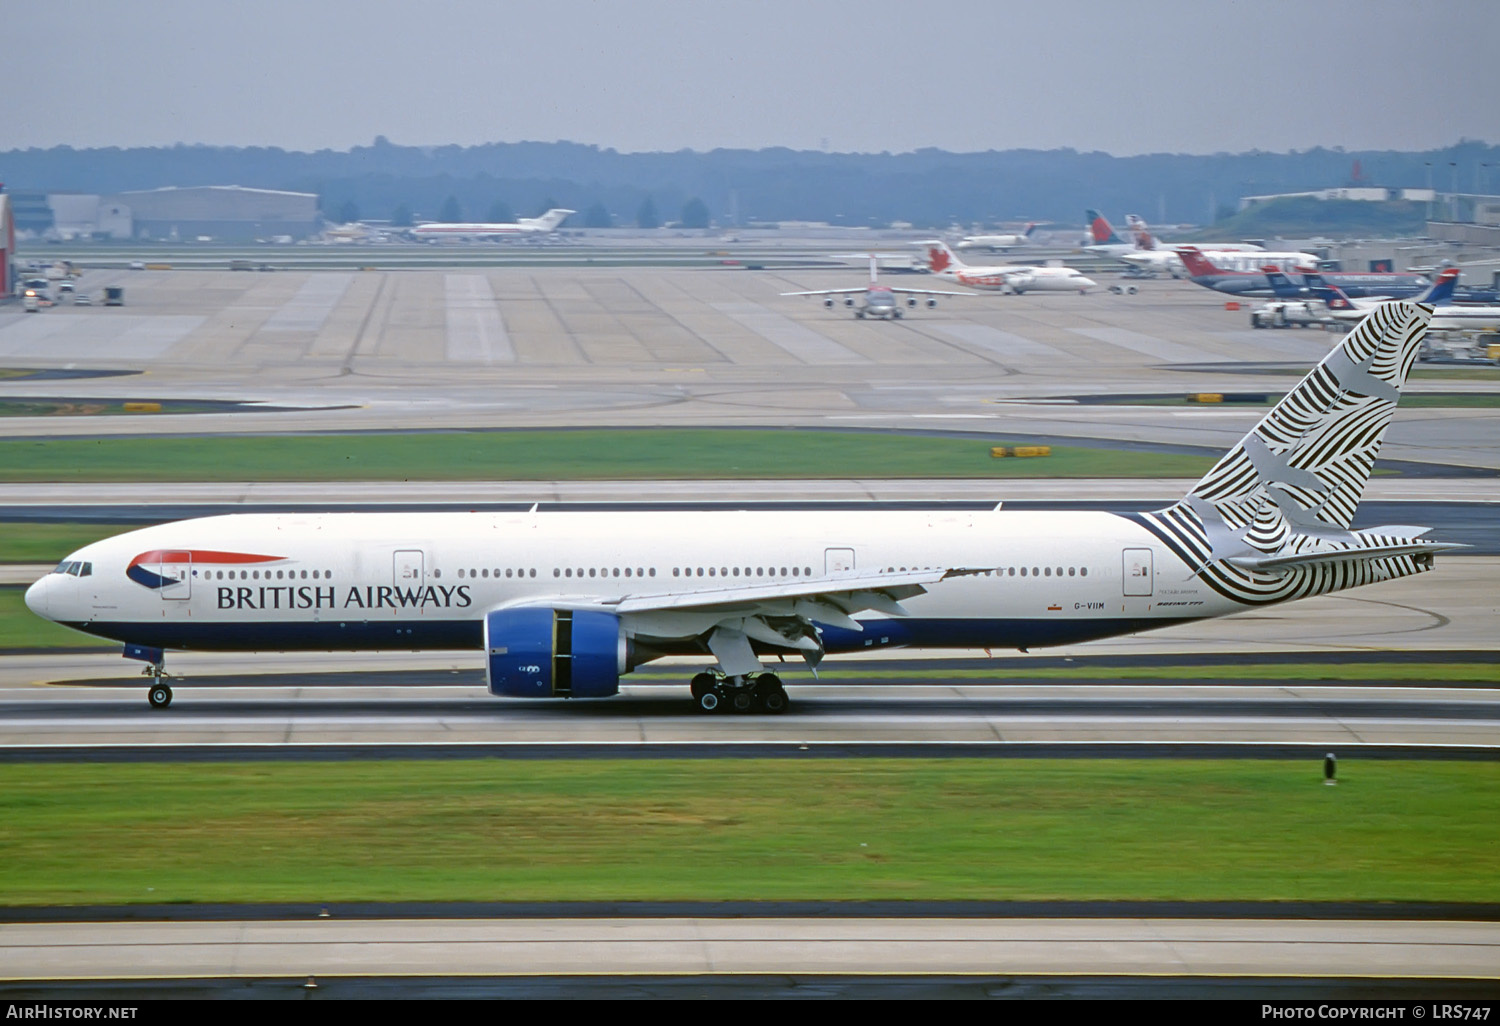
[922,241,1097,293]
[780,255,969,318]
[27,302,1455,713]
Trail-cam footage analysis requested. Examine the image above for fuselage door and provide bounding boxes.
[1122,548,1153,597]
[158,550,191,601]
[394,549,425,586]
[825,548,855,575]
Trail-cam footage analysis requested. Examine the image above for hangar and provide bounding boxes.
[108,185,319,241]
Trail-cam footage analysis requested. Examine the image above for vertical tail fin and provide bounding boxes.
[1085,209,1122,245]
[1175,246,1225,278]
[923,240,964,273]
[1262,267,1304,299]
[1303,271,1357,310]
[1023,222,1040,238]
[531,208,575,231]
[1135,302,1434,603]
[1418,267,1460,305]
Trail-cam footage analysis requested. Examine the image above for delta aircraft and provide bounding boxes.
[408,208,575,241]
[26,303,1455,714]
[1116,215,1284,277]
[921,241,1097,294]
[780,255,970,319]
[1083,210,1274,276]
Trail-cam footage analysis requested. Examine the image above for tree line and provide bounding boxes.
[3,137,1494,228]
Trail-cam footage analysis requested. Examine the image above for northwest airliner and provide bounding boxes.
[26,303,1454,713]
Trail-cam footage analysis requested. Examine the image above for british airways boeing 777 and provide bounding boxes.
[26,303,1454,713]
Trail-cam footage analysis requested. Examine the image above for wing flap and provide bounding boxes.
[611,566,983,615]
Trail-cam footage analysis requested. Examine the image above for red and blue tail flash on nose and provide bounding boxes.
[126,550,285,589]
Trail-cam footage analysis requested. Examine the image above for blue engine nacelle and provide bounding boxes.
[484,607,629,698]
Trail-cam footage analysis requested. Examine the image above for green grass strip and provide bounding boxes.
[0,759,1495,905]
[0,587,110,649]
[0,430,1216,483]
[0,522,137,564]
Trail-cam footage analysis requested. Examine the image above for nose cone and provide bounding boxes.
[1077,277,1098,291]
[24,576,52,621]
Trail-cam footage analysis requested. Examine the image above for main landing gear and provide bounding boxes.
[690,671,789,715]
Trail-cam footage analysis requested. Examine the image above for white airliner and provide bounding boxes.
[1084,210,1267,265]
[780,255,970,318]
[957,223,1041,251]
[408,208,575,241]
[27,303,1453,714]
[921,241,1097,294]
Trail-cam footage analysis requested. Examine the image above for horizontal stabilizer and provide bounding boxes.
[1225,539,1465,573]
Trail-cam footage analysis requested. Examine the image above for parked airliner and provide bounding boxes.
[957,223,1041,251]
[922,241,1097,293]
[1177,247,1431,299]
[26,303,1453,713]
[409,208,575,241]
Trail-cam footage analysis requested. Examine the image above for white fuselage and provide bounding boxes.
[1186,251,1320,274]
[958,235,1028,250]
[26,509,1233,660]
[936,266,1097,294]
[1428,305,1500,332]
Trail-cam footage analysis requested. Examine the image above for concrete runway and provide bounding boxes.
[1,683,1495,753]
[2,268,1498,472]
[4,916,1497,984]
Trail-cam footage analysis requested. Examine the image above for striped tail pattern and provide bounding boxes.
[1128,301,1460,606]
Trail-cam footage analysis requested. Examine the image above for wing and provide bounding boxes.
[779,287,870,297]
[885,287,974,298]
[515,565,990,676]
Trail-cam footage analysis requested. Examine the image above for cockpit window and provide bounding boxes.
[53,561,72,575]
[78,562,92,577]
[52,561,92,576]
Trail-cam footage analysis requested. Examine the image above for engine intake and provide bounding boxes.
[484,607,629,698]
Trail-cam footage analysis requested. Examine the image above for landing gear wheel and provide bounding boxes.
[147,684,173,709]
[690,672,716,701]
[696,689,721,714]
[761,686,789,715]
[731,690,755,714]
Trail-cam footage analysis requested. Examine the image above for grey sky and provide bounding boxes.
[5,0,1497,155]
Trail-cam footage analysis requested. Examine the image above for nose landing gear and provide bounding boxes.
[141,663,173,709]
[124,645,173,709]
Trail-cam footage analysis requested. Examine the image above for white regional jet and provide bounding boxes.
[957,223,1041,251]
[408,208,575,241]
[27,302,1454,714]
[780,255,970,318]
[921,241,1097,293]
